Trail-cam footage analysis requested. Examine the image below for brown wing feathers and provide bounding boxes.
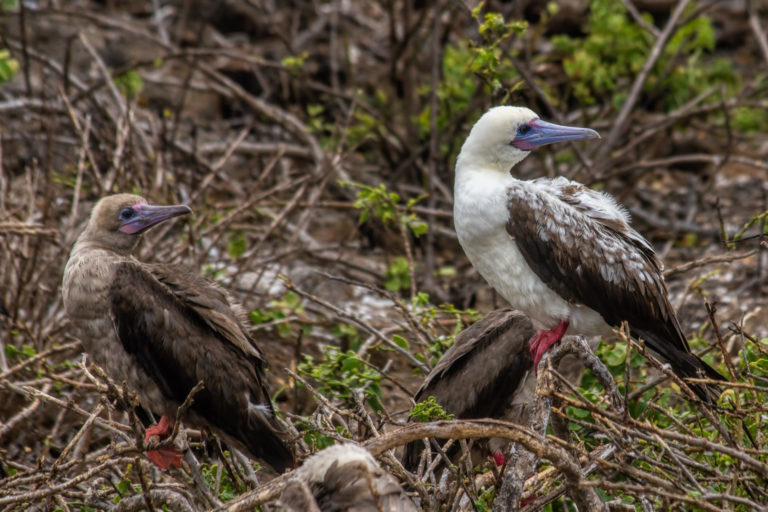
[403,310,535,471]
[110,262,294,472]
[506,187,724,400]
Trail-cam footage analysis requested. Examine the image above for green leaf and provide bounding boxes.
[410,396,455,422]
[408,220,428,237]
[392,334,410,350]
[113,69,144,100]
[0,49,19,83]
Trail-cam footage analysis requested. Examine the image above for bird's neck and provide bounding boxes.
[455,144,527,181]
[454,162,517,199]
[74,228,140,257]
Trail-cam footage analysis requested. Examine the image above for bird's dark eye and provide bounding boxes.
[517,124,532,136]
[119,208,136,221]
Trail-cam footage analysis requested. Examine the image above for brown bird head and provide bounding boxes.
[80,193,191,254]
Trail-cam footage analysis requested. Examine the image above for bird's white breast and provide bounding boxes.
[453,169,609,336]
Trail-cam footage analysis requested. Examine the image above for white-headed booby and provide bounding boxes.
[453,106,723,401]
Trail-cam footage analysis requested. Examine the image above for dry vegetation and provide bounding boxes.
[1,0,767,510]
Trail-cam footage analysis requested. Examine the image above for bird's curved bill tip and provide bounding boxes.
[512,119,600,150]
[119,203,192,234]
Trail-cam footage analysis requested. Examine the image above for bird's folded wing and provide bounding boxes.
[506,181,690,355]
[404,310,535,470]
[533,176,659,261]
[109,261,271,408]
[416,309,532,401]
[148,263,264,360]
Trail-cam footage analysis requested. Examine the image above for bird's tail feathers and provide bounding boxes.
[633,328,725,403]
[236,414,295,473]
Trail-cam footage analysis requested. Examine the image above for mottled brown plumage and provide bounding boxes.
[280,444,417,512]
[507,179,724,399]
[62,194,294,472]
[403,309,593,471]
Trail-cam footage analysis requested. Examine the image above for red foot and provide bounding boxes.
[520,496,537,507]
[146,446,182,468]
[529,320,569,374]
[144,415,172,441]
[144,415,181,469]
[492,451,506,467]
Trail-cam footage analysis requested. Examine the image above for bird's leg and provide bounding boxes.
[144,415,181,469]
[529,320,570,373]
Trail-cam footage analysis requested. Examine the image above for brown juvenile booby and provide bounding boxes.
[403,309,593,471]
[280,444,418,512]
[453,106,724,401]
[62,194,294,471]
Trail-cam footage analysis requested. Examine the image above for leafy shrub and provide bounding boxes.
[552,0,738,110]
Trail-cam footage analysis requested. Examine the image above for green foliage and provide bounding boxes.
[473,487,497,511]
[343,181,427,238]
[351,182,399,224]
[385,256,411,291]
[4,343,36,361]
[565,332,768,509]
[298,346,383,411]
[307,98,389,152]
[552,0,737,110]
[417,42,478,139]
[112,478,140,504]
[732,107,768,133]
[415,334,455,371]
[226,230,247,259]
[409,395,455,422]
[201,462,241,502]
[392,334,410,351]
[296,419,338,451]
[345,108,383,149]
[249,291,305,338]
[0,49,19,83]
[306,103,333,137]
[726,210,768,249]
[416,6,524,143]
[406,295,480,369]
[470,3,527,91]
[281,52,308,71]
[730,335,768,444]
[113,69,144,100]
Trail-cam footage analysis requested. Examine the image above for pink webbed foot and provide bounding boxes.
[144,415,181,469]
[529,320,570,374]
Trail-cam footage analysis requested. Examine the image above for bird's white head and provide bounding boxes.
[456,106,600,175]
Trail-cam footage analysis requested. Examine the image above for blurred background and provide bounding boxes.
[1,0,767,509]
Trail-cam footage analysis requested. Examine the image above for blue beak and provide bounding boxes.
[511,119,600,151]
[118,203,192,235]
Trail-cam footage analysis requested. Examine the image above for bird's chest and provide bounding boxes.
[63,254,170,413]
[454,180,564,316]
[62,253,114,319]
[461,224,565,318]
